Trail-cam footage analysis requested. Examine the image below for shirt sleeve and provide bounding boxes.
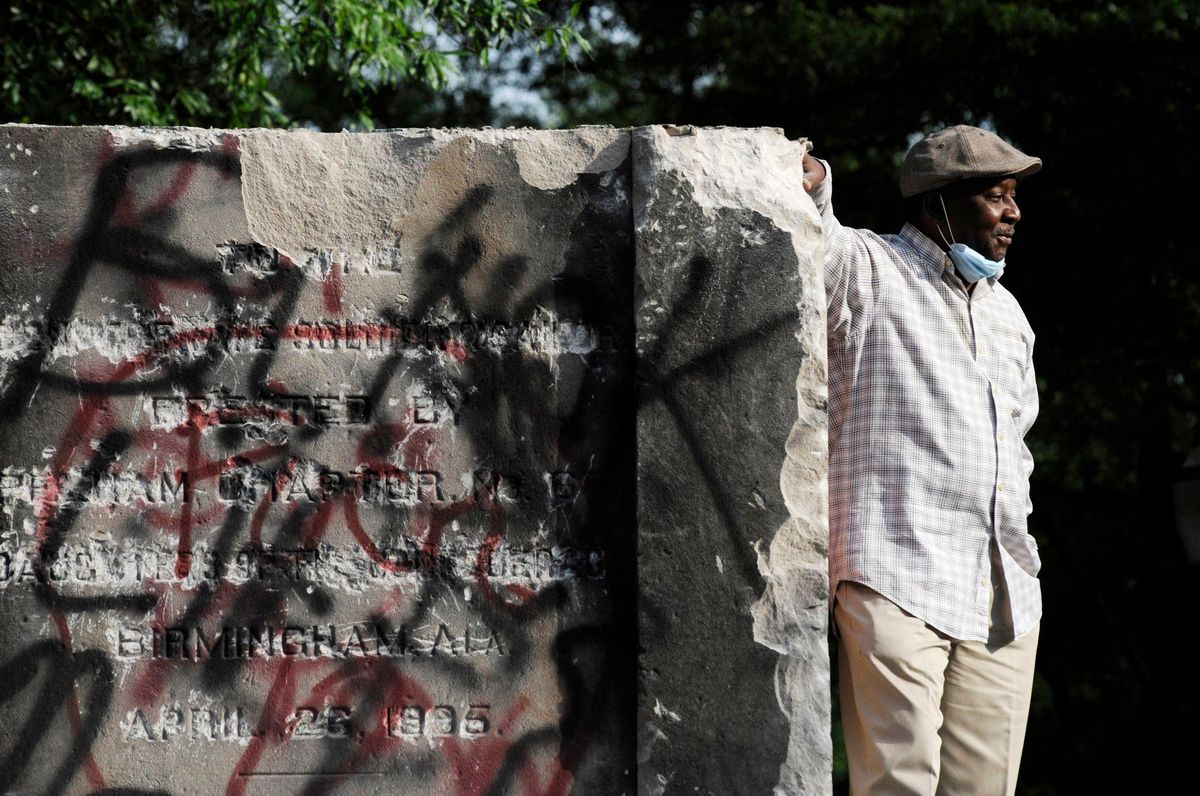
[1015,335,1039,516]
[810,159,880,344]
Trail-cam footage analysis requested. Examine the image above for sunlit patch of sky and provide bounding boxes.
[431,3,640,127]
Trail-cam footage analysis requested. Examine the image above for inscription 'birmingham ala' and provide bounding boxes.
[114,622,508,660]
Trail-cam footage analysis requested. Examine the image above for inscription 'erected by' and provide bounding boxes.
[150,393,370,428]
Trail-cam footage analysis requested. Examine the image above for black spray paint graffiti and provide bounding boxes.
[0,133,636,795]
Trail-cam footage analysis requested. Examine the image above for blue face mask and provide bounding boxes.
[937,195,1004,283]
[947,242,1003,283]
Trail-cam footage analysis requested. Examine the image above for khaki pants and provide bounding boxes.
[834,581,1039,796]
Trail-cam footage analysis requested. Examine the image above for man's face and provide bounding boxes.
[943,176,1022,262]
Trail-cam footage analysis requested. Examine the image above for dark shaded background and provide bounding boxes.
[534,5,1200,791]
[5,1,1200,791]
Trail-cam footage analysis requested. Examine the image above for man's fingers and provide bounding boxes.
[801,153,824,194]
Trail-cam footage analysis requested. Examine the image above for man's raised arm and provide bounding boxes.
[801,152,879,345]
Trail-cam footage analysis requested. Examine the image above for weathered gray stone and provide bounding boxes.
[633,126,830,795]
[0,124,827,794]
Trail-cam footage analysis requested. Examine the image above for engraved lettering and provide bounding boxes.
[191,707,217,741]
[124,709,155,742]
[159,707,184,741]
[282,626,308,656]
[413,395,438,423]
[484,628,508,656]
[343,625,367,656]
[164,628,186,659]
[463,705,490,737]
[123,704,250,743]
[289,706,352,740]
[195,627,224,660]
[327,707,351,737]
[391,705,423,737]
[430,706,456,736]
[385,704,491,739]
[112,622,504,660]
[0,541,603,595]
[292,708,321,738]
[159,471,188,503]
[117,627,144,658]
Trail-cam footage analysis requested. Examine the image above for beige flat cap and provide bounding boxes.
[899,124,1041,198]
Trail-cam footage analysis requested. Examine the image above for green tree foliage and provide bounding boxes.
[1,0,588,128]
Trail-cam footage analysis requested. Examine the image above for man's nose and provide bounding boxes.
[1003,197,1021,224]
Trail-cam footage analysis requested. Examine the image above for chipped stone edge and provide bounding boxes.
[631,124,831,794]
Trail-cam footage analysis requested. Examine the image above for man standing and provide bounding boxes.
[801,126,1043,795]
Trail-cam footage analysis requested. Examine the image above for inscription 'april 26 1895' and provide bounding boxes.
[122,703,493,742]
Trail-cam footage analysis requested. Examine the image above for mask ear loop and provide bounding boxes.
[936,193,957,248]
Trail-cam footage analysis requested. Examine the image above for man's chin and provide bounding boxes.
[993,237,1014,260]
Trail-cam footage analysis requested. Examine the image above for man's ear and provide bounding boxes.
[922,194,945,222]
[926,192,945,219]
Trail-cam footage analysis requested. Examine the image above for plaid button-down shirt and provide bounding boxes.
[814,165,1041,643]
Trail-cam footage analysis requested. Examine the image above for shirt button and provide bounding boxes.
[998,483,1005,492]
[998,433,1007,442]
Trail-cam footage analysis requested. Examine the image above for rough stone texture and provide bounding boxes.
[633,127,830,795]
[0,124,826,794]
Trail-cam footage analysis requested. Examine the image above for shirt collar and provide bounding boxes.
[897,223,1004,293]
[897,223,949,280]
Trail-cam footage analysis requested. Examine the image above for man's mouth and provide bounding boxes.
[996,231,1014,246]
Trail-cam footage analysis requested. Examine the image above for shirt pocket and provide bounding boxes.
[990,327,1030,405]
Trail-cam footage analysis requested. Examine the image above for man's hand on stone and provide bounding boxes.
[802,153,826,193]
